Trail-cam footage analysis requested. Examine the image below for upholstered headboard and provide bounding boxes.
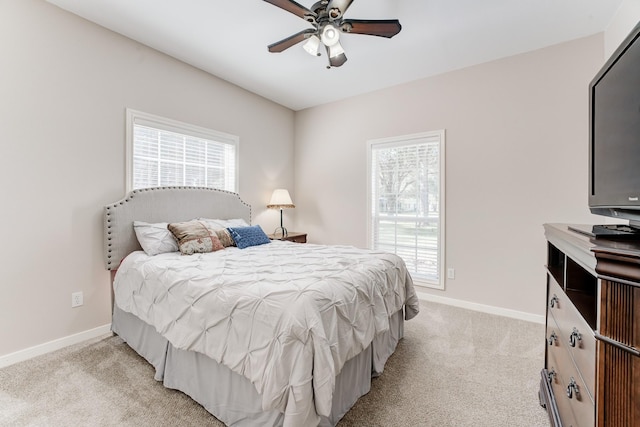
[104,187,251,270]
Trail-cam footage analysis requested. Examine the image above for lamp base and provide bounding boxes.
[273,226,288,238]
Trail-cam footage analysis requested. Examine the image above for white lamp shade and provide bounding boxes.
[267,189,295,209]
[321,24,340,47]
[303,35,321,56]
[328,41,345,58]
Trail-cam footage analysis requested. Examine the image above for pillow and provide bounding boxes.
[133,221,179,256]
[192,218,238,247]
[197,218,250,230]
[227,225,271,249]
[212,228,236,248]
[167,220,225,255]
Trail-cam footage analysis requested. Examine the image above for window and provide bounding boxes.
[367,131,445,289]
[126,109,238,192]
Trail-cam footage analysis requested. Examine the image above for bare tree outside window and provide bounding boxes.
[368,131,445,289]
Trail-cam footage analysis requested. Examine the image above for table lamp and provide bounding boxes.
[267,189,295,238]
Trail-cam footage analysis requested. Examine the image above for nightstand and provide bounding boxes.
[268,232,307,243]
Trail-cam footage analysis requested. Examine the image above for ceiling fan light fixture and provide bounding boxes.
[303,35,321,56]
[321,24,340,47]
[327,41,345,58]
[264,0,402,69]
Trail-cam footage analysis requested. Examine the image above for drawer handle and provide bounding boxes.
[549,294,559,308]
[566,377,579,399]
[547,332,558,346]
[547,369,556,383]
[569,328,582,348]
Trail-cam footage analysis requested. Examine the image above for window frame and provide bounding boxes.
[125,108,239,192]
[366,130,446,290]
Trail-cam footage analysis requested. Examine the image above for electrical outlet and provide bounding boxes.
[71,292,83,308]
[447,268,455,280]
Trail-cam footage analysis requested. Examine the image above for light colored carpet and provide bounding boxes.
[0,301,550,426]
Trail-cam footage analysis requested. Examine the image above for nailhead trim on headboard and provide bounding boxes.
[104,186,252,270]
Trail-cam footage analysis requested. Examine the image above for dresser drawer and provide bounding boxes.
[548,276,596,400]
[546,313,593,406]
[547,344,595,427]
[546,350,579,427]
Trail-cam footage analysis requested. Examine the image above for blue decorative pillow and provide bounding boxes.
[227,225,271,249]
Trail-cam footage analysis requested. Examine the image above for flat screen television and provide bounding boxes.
[588,21,640,236]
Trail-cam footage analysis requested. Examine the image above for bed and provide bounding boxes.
[104,186,419,426]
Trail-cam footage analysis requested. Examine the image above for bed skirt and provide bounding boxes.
[111,305,404,426]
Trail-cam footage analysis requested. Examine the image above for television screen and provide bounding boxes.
[589,22,640,224]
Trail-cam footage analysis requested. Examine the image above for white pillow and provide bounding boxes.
[196,218,250,229]
[133,221,179,256]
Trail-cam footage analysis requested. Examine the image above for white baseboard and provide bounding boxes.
[0,294,543,368]
[0,324,112,369]
[416,291,545,324]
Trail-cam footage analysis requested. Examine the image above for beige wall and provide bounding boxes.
[0,0,294,358]
[1,0,623,359]
[294,35,605,316]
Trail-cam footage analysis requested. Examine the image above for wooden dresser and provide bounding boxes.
[540,224,640,426]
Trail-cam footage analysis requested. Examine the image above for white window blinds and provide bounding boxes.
[127,109,238,192]
[368,131,445,289]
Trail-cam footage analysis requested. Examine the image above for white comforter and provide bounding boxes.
[114,241,419,426]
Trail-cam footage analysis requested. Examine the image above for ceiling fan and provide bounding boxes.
[264,0,402,68]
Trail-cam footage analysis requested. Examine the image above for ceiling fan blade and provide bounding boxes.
[263,0,317,23]
[268,29,316,53]
[326,0,355,20]
[340,19,402,38]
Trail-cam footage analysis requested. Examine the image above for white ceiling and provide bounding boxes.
[46,0,623,111]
